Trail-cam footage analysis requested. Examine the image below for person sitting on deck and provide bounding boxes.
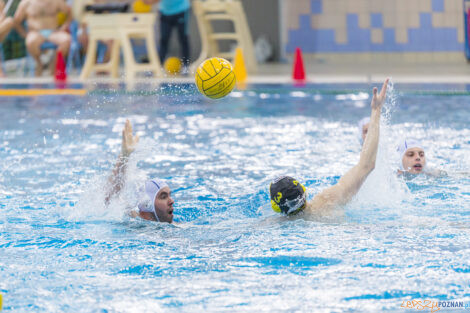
[14,0,72,76]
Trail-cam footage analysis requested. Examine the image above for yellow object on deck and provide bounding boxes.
[233,47,247,84]
[57,12,67,26]
[0,89,87,96]
[164,57,182,74]
[133,0,152,13]
[0,293,3,311]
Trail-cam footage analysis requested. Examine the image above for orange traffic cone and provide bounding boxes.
[55,50,67,82]
[292,47,306,82]
[234,47,247,84]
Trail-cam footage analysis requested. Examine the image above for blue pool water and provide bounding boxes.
[1,82,469,312]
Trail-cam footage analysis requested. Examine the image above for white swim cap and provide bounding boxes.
[358,117,370,144]
[138,179,168,220]
[396,139,424,170]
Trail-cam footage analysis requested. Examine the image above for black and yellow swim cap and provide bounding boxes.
[270,176,306,215]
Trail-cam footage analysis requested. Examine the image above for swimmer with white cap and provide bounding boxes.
[396,138,426,175]
[270,79,389,215]
[105,120,175,223]
[396,138,446,177]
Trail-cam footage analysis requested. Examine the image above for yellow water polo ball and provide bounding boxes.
[164,57,182,74]
[133,0,152,13]
[195,57,236,99]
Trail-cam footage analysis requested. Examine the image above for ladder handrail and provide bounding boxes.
[192,0,257,73]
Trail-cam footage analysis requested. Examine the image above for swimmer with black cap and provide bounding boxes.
[105,120,175,223]
[270,79,389,215]
[270,176,306,214]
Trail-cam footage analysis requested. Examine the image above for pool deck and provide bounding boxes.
[2,61,470,85]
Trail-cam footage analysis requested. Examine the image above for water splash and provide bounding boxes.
[354,79,411,210]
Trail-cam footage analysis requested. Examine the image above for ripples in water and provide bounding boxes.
[1,83,469,312]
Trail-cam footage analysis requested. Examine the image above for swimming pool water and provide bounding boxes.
[1,83,469,312]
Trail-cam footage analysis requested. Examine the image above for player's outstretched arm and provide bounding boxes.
[105,120,139,204]
[306,78,389,213]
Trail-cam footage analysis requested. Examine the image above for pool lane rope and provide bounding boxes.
[0,89,87,96]
[2,88,470,97]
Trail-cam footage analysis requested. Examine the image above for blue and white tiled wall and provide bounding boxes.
[285,0,464,55]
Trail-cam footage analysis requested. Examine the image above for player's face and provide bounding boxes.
[402,148,426,174]
[154,187,174,223]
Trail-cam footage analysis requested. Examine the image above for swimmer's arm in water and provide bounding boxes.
[306,78,389,213]
[105,120,139,204]
[430,169,470,178]
[423,167,448,177]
